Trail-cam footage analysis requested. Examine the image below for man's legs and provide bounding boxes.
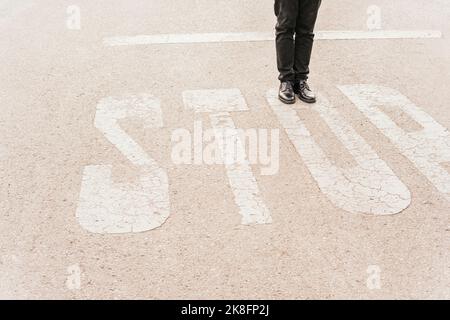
[275,0,321,104]
[275,0,299,83]
[293,0,322,81]
[293,0,321,103]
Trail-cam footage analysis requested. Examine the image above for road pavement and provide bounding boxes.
[1,0,449,299]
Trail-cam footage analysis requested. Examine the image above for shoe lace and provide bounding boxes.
[300,81,310,91]
[282,82,293,91]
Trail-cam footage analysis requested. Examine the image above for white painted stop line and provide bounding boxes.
[103,30,442,46]
[340,85,450,202]
[76,94,170,234]
[182,89,272,225]
[266,89,411,215]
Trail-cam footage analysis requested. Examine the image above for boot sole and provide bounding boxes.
[278,95,296,105]
[297,95,316,104]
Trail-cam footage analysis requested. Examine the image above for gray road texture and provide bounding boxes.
[1,0,450,299]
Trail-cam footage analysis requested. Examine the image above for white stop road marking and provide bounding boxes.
[76,94,170,234]
[340,85,450,202]
[183,89,272,225]
[74,85,448,232]
[266,88,411,215]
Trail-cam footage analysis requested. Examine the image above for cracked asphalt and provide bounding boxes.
[1,0,450,299]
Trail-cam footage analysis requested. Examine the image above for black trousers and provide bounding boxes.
[275,0,322,82]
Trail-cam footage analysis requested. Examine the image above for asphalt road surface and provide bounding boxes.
[1,0,450,299]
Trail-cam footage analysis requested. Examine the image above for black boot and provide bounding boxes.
[278,81,296,104]
[294,80,316,104]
